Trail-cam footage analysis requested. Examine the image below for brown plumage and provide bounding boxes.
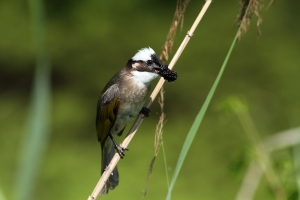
[95,47,178,195]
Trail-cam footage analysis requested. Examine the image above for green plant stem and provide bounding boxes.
[15,0,51,199]
[236,110,286,200]
[166,1,248,199]
[293,145,300,199]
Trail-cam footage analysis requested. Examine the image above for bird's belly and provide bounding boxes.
[110,101,144,136]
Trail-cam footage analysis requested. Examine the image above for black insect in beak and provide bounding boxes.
[157,65,178,82]
[150,54,178,82]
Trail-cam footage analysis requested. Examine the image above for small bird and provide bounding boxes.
[96,47,177,195]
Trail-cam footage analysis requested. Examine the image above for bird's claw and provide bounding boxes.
[140,107,150,117]
[115,144,129,159]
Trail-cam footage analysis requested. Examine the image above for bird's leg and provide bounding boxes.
[140,107,150,117]
[109,134,128,159]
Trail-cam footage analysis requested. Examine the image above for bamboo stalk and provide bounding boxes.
[87,1,212,199]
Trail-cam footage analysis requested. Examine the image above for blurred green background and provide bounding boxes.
[1,0,300,199]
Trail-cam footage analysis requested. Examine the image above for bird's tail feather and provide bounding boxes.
[100,143,119,196]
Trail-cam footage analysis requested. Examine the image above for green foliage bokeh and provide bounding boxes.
[1,0,300,200]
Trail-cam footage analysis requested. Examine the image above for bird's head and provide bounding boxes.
[129,47,177,83]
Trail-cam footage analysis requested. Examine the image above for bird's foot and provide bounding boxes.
[140,107,150,117]
[109,133,129,159]
[115,144,129,159]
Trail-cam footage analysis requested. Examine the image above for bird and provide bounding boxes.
[96,47,177,195]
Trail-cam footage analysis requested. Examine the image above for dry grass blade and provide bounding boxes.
[142,0,190,196]
[267,0,275,9]
[155,90,166,156]
[235,0,264,40]
[142,88,167,197]
[160,0,190,62]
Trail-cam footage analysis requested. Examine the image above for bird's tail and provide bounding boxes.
[100,144,119,196]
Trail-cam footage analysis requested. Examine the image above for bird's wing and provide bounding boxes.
[96,84,120,148]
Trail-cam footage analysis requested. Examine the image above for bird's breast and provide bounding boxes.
[119,78,149,103]
[118,84,148,117]
[110,80,149,136]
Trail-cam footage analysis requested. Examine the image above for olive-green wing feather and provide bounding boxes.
[96,84,120,148]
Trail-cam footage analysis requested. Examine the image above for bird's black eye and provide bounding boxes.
[147,60,153,65]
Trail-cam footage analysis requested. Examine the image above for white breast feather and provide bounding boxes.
[131,70,158,86]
